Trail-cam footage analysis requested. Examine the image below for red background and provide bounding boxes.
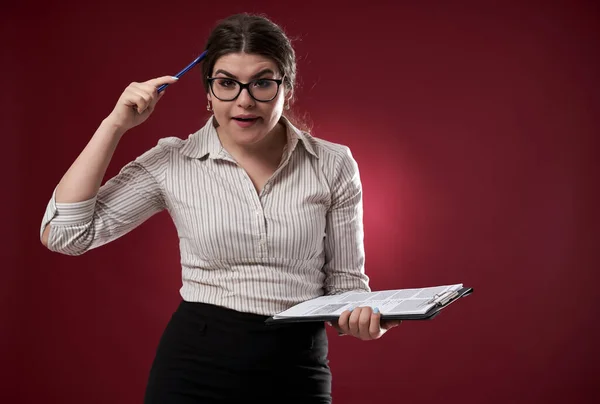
[3,1,599,403]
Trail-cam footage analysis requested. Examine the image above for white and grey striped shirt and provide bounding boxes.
[40,115,370,316]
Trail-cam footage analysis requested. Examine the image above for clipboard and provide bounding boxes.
[265,286,473,325]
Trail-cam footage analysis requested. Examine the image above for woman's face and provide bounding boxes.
[207,52,286,148]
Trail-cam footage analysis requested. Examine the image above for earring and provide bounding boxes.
[206,100,213,111]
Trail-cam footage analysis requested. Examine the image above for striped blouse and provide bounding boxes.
[40,115,370,316]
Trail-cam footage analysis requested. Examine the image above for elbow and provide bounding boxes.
[41,225,50,248]
[40,222,93,256]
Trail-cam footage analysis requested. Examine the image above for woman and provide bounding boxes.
[40,13,399,403]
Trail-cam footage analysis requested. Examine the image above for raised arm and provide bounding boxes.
[41,76,178,252]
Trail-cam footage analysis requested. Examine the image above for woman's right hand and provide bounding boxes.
[105,76,179,133]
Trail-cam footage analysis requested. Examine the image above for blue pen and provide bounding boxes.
[157,50,208,93]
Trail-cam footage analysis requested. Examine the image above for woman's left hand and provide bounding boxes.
[332,306,401,340]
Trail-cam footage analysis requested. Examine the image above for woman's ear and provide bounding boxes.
[284,89,294,110]
[206,93,213,112]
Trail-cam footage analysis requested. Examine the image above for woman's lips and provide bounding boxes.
[232,117,260,128]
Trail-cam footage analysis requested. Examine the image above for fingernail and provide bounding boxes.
[348,306,354,312]
[172,76,179,80]
[373,307,380,314]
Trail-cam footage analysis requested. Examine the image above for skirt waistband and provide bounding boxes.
[176,300,322,334]
[178,299,269,324]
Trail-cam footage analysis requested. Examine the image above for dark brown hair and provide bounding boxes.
[201,13,311,132]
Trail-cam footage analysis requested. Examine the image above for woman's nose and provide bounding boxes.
[237,88,255,108]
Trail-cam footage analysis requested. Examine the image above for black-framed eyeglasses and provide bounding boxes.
[207,77,284,102]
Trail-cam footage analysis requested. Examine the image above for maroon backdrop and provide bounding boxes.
[3,1,599,403]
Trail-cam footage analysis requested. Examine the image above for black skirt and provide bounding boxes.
[144,300,332,403]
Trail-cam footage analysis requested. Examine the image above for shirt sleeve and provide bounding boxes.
[40,144,169,256]
[322,146,371,295]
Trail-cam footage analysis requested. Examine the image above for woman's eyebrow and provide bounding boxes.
[250,69,276,79]
[213,68,276,80]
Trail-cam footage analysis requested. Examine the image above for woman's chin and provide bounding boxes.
[225,127,266,146]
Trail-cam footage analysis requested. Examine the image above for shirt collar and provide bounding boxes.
[179,115,319,160]
[179,116,223,160]
[280,115,319,159]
